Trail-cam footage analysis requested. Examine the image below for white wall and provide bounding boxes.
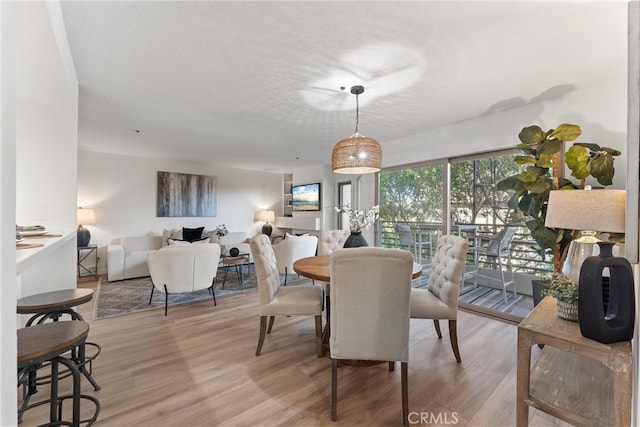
[77,150,282,275]
[1,1,79,424]
[381,78,628,189]
[0,2,17,424]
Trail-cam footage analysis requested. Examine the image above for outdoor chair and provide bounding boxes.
[394,223,432,264]
[464,226,518,304]
[410,234,468,363]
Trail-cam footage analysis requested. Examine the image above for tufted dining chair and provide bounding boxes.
[317,229,350,320]
[330,247,414,425]
[250,234,323,357]
[410,234,468,362]
[318,229,350,256]
[147,243,221,316]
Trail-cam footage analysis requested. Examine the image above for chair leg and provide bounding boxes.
[401,361,408,426]
[388,361,395,371]
[267,316,275,333]
[314,315,323,357]
[163,284,169,316]
[210,282,217,306]
[284,267,288,286]
[256,316,268,356]
[331,358,338,421]
[149,284,154,304]
[448,320,461,363]
[433,319,443,339]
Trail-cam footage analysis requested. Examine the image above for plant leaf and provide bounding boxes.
[590,153,615,185]
[537,139,562,155]
[519,126,545,145]
[514,155,537,165]
[550,123,582,141]
[525,177,551,193]
[565,145,591,179]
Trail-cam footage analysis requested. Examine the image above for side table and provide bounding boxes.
[516,296,632,426]
[77,244,99,279]
[220,254,250,290]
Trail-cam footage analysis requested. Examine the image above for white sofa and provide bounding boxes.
[108,230,255,282]
[107,235,163,281]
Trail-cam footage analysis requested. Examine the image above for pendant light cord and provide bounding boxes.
[354,93,360,135]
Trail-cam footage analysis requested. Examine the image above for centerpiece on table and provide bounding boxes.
[335,205,379,248]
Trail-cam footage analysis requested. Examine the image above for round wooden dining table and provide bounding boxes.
[293,255,423,282]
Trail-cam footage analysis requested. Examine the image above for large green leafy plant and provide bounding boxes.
[497,123,621,272]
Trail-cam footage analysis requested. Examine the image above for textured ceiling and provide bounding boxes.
[59,1,628,173]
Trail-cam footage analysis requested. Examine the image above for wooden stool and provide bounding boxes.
[17,289,101,398]
[18,321,100,427]
[17,289,94,325]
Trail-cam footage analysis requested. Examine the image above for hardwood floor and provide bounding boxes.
[19,277,570,427]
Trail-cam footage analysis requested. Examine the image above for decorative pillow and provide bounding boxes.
[285,232,298,239]
[162,228,182,246]
[183,226,205,242]
[167,237,210,246]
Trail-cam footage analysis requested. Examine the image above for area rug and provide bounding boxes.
[94,267,309,320]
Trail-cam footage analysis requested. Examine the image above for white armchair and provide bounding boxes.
[147,243,221,316]
[271,234,318,285]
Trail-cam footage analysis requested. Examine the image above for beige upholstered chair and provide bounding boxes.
[330,247,413,425]
[318,229,350,256]
[271,233,318,285]
[317,229,350,320]
[410,235,468,362]
[250,234,323,357]
[147,243,221,316]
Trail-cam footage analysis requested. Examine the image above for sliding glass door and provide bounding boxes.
[378,150,552,321]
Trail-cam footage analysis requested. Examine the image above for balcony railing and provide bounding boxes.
[379,220,553,276]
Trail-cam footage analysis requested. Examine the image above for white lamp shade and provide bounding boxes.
[77,208,96,225]
[545,189,626,233]
[256,210,275,223]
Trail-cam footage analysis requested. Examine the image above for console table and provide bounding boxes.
[516,296,632,426]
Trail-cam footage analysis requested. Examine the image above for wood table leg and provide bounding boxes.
[516,327,533,427]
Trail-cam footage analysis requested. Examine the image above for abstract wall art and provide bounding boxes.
[157,171,217,217]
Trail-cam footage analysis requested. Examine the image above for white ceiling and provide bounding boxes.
[59,1,628,173]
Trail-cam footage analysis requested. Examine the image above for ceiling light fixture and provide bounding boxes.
[331,85,382,174]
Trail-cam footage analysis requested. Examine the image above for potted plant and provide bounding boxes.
[541,272,579,321]
[496,123,621,272]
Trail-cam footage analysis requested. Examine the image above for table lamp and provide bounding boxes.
[544,188,626,282]
[77,207,96,247]
[256,210,276,236]
[545,188,632,343]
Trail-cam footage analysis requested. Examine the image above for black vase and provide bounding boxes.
[578,241,635,343]
[343,231,368,248]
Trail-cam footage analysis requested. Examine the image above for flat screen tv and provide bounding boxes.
[292,182,321,211]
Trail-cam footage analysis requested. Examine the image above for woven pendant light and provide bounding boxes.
[331,86,382,174]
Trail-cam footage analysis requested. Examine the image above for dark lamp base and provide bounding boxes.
[262,223,273,237]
